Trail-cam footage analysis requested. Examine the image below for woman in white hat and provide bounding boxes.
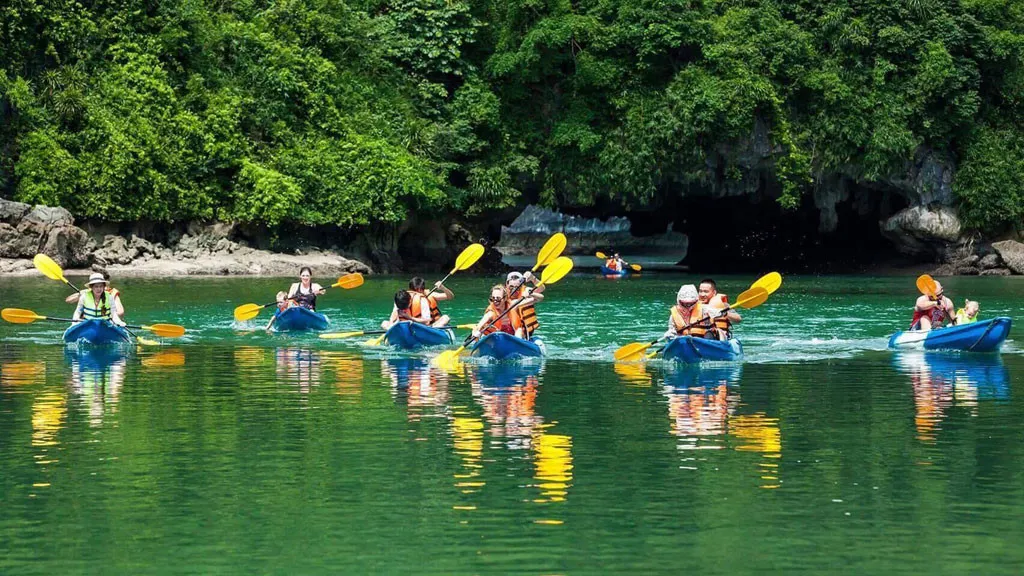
[72,273,126,326]
[65,271,125,319]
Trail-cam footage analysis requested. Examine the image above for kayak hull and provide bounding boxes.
[600,266,629,277]
[273,307,330,332]
[471,332,545,360]
[887,317,1011,352]
[62,319,130,345]
[385,322,455,349]
[661,336,742,364]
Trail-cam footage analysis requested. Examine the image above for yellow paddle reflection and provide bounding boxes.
[532,426,573,505]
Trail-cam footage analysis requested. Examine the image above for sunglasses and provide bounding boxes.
[489,296,504,303]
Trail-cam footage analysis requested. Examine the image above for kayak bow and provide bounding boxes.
[887,317,1011,352]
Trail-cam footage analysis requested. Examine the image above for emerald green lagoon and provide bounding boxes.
[1,274,1021,573]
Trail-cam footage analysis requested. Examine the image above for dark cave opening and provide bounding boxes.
[626,189,916,273]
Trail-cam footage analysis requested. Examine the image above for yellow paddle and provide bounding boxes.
[2,308,186,338]
[34,253,81,292]
[433,256,574,369]
[534,233,567,271]
[595,251,641,272]
[233,273,365,321]
[364,244,486,346]
[613,271,782,362]
[320,324,476,340]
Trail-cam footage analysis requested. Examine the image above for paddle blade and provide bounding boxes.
[233,303,263,321]
[455,324,476,329]
[540,256,574,285]
[2,308,42,324]
[630,263,642,272]
[916,274,937,297]
[144,324,186,338]
[433,346,466,369]
[534,233,567,270]
[33,254,66,282]
[752,272,782,295]
[363,334,386,346]
[732,286,769,309]
[332,273,365,289]
[452,243,486,273]
[614,341,654,362]
[319,331,367,339]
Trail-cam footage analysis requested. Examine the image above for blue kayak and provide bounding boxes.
[600,266,630,277]
[384,322,455,349]
[471,332,545,360]
[660,336,742,363]
[63,319,130,345]
[273,307,330,332]
[887,317,1011,352]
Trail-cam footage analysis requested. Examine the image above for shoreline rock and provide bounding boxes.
[0,198,372,277]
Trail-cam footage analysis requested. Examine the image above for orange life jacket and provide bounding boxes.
[707,294,730,335]
[409,291,442,323]
[670,303,708,337]
[605,259,620,271]
[482,302,521,336]
[510,285,540,336]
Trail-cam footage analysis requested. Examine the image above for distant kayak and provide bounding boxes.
[384,322,454,350]
[63,319,130,345]
[471,332,545,360]
[600,266,630,277]
[273,307,330,332]
[660,336,742,364]
[887,317,1011,352]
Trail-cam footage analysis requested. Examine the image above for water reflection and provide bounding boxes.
[661,365,743,446]
[382,358,450,418]
[322,351,364,399]
[894,352,1010,443]
[1,360,47,387]
[467,363,544,444]
[275,347,321,393]
[66,348,126,427]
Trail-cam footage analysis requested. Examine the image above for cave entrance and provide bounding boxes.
[643,189,912,273]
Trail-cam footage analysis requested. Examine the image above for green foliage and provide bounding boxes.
[0,0,1021,232]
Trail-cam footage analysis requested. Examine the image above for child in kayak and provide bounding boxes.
[955,300,980,325]
[380,277,453,330]
[72,273,126,326]
[264,291,296,330]
[912,281,956,331]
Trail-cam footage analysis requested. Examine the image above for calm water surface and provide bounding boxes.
[0,274,1022,574]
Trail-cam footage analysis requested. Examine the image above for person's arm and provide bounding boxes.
[432,282,454,301]
[287,283,299,299]
[314,283,326,296]
[473,311,495,338]
[944,297,957,324]
[265,315,276,331]
[72,298,85,322]
[65,292,80,304]
[664,314,678,339]
[113,295,125,318]
[110,307,125,326]
[727,310,741,323]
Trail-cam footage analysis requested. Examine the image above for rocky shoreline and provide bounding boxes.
[1,199,372,277]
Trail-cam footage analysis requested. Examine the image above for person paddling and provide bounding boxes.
[72,273,126,326]
[287,267,325,311]
[381,277,453,330]
[912,281,955,331]
[665,284,725,340]
[504,271,543,338]
[65,271,125,318]
[264,291,296,331]
[698,278,741,340]
[472,285,527,340]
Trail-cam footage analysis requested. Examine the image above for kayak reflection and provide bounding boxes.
[466,362,545,444]
[893,352,1011,443]
[381,357,450,416]
[661,364,743,441]
[65,348,127,427]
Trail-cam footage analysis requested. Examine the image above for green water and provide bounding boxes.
[1,274,1022,574]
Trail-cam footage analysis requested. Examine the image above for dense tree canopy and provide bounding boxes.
[1,0,1021,232]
